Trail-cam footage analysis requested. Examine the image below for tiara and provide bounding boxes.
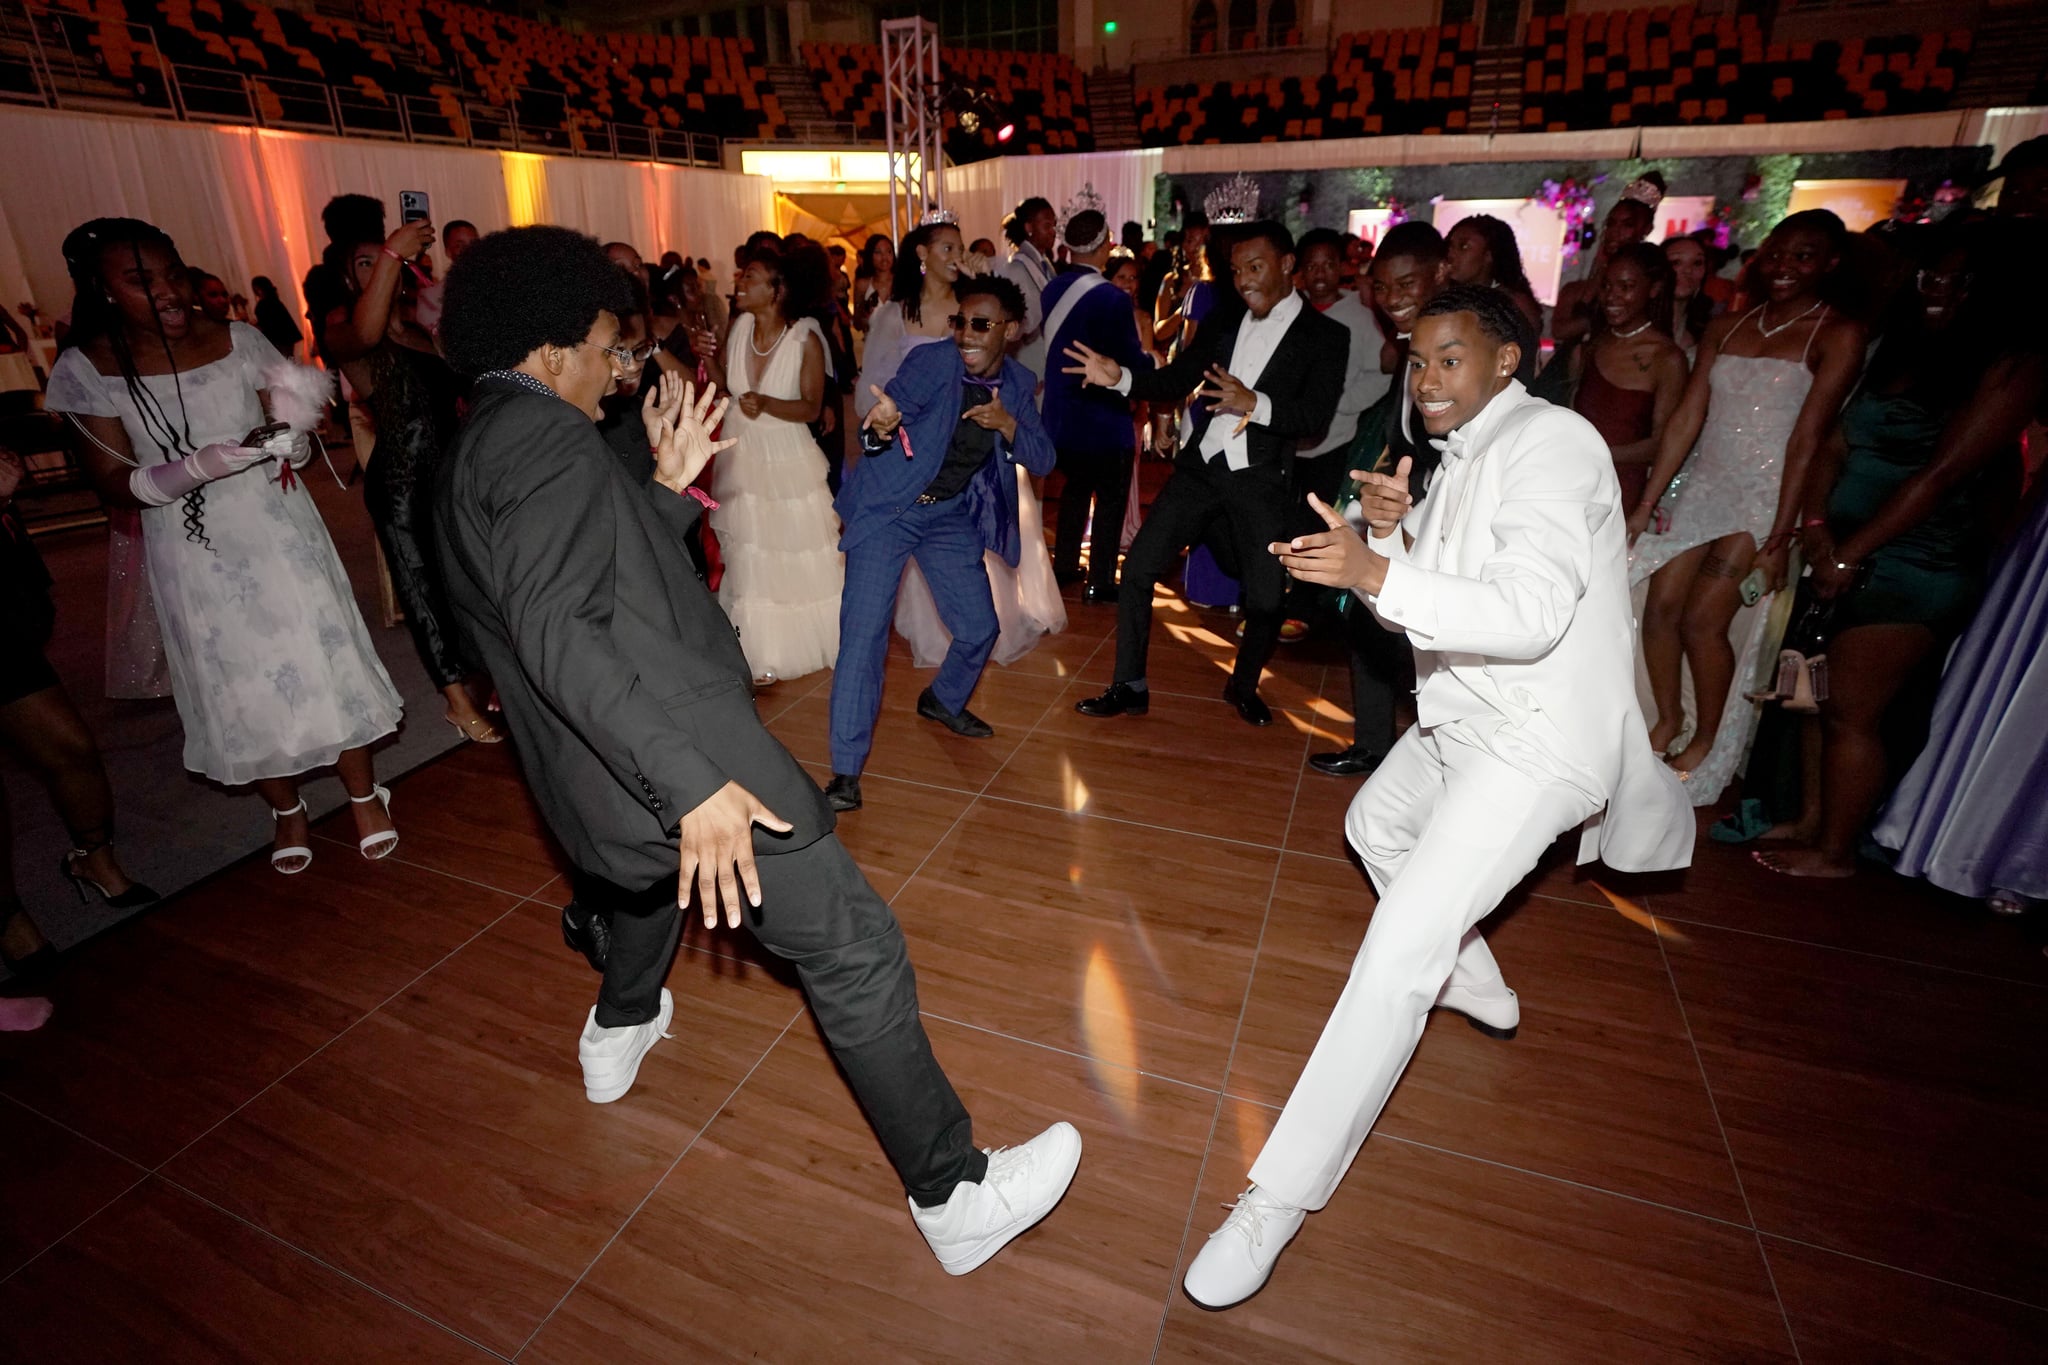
[1204,173,1259,226]
[1621,176,1664,210]
[918,205,960,228]
[1059,182,1109,252]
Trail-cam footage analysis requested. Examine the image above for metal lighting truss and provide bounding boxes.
[880,16,943,243]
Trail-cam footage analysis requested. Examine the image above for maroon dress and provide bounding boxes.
[1574,351,1656,509]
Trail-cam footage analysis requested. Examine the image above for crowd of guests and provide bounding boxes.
[7,141,2048,1037]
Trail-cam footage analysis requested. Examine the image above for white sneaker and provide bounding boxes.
[1435,979,1520,1039]
[578,988,674,1104]
[911,1121,1082,1275]
[1183,1185,1306,1308]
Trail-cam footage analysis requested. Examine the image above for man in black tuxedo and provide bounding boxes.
[433,227,1079,1274]
[1064,220,1347,725]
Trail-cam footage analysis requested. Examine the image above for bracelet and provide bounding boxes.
[381,246,405,263]
[1801,517,1827,529]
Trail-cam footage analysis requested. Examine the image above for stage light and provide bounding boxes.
[1103,20,1117,33]
[996,123,1015,142]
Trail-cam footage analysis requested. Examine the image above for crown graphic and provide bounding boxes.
[1059,181,1109,251]
[918,205,960,227]
[1204,173,1260,225]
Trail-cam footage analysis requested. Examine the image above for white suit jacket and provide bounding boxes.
[1366,381,1694,873]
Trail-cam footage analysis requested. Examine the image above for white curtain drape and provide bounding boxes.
[0,104,773,322]
[943,149,1165,242]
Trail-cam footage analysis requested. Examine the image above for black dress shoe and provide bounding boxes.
[1221,680,1272,727]
[1082,584,1119,605]
[916,687,994,738]
[560,901,610,973]
[1075,682,1149,717]
[1308,745,1383,777]
[1054,568,1085,588]
[824,773,863,811]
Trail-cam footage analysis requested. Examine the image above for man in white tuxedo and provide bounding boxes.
[1181,284,1694,1308]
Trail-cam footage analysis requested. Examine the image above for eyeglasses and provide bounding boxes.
[948,313,999,334]
[1916,269,1970,294]
[596,341,650,369]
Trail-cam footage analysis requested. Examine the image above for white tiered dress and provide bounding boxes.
[709,315,844,682]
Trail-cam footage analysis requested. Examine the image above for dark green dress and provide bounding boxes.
[1826,387,1985,634]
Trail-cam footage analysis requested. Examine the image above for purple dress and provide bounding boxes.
[1873,489,2048,903]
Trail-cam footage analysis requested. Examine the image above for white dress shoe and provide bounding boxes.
[911,1120,1082,1275]
[578,987,674,1104]
[1435,978,1520,1039]
[1183,1185,1306,1308]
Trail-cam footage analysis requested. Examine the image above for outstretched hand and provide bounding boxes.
[650,375,735,493]
[863,384,902,439]
[1269,492,1388,595]
[1061,342,1123,389]
[1350,455,1413,533]
[676,780,795,929]
[963,389,1017,441]
[1195,365,1257,436]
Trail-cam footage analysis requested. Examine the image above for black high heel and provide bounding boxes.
[59,846,160,909]
[0,901,57,980]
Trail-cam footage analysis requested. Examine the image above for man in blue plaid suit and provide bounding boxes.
[823,274,1057,812]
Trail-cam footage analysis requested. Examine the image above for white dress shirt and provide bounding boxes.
[1300,292,1390,458]
[1113,291,1300,471]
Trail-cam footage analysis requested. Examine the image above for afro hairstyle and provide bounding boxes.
[955,271,1028,321]
[1418,282,1530,350]
[440,226,638,377]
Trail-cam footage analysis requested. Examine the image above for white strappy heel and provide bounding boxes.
[270,800,312,875]
[349,785,399,861]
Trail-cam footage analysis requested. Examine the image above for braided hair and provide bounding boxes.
[62,217,214,549]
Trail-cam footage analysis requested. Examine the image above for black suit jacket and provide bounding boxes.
[1127,299,1349,486]
[435,378,833,889]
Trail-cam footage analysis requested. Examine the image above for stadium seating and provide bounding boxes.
[23,0,1983,155]
[1519,6,1969,131]
[802,41,1091,157]
[1138,24,1477,145]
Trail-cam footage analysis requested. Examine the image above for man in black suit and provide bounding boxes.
[1064,220,1348,725]
[433,227,1079,1275]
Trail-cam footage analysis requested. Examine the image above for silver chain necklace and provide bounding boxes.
[1754,299,1824,340]
[1612,319,1653,339]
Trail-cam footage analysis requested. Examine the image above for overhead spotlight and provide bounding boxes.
[996,123,1015,142]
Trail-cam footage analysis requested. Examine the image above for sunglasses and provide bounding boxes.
[948,313,1001,334]
[596,341,652,369]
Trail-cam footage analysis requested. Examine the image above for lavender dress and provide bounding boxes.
[1872,490,2048,903]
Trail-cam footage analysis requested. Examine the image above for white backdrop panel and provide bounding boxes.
[0,104,771,323]
[943,149,1165,244]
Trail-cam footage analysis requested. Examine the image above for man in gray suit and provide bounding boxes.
[434,226,1078,1275]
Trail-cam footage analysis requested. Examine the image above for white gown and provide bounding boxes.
[709,315,844,682]
[894,464,1068,667]
[45,324,401,784]
[1628,343,1816,805]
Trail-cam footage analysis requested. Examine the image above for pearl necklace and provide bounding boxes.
[1612,319,1654,339]
[1754,300,1824,340]
[749,317,788,357]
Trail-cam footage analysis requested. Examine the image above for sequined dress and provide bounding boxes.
[1629,337,1817,805]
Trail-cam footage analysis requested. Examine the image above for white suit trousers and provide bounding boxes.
[1247,721,1598,1210]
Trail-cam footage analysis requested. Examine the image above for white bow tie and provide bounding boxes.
[1428,426,1472,461]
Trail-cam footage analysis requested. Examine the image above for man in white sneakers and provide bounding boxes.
[434,226,1080,1277]
[1182,284,1693,1308]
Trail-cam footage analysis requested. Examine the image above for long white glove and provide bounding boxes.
[266,427,314,470]
[128,442,270,507]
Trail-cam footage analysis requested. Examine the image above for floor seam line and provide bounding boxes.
[1652,913,1803,1363]
[0,1168,151,1292]
[147,892,544,1179]
[152,1173,514,1360]
[510,1006,806,1359]
[1754,1230,2048,1314]
[914,1010,1228,1096]
[1647,911,2048,989]
[1148,668,1321,1364]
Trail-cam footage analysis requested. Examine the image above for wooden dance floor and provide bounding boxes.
[3,583,2044,1362]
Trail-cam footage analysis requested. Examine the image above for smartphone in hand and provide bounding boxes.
[400,190,430,226]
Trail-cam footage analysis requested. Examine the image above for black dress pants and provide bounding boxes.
[1114,459,1291,690]
[578,833,987,1207]
[1283,450,1353,621]
[1052,444,1134,593]
[1344,600,1414,760]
